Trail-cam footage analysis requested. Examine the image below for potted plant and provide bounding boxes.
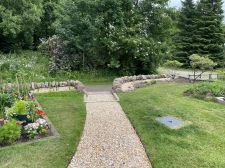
[5,99,33,126]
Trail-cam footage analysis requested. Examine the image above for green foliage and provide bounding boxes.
[189,54,216,80]
[163,60,183,75]
[216,69,225,80]
[187,80,225,96]
[0,119,22,144]
[151,79,156,84]
[0,93,15,108]
[5,100,30,119]
[0,0,43,52]
[173,0,196,67]
[137,84,141,88]
[193,0,225,65]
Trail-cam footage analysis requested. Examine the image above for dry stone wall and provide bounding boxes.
[112,74,172,93]
[1,80,86,94]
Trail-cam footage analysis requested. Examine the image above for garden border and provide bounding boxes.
[0,99,60,149]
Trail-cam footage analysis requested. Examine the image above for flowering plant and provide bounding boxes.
[24,118,48,138]
[29,103,47,122]
[0,119,23,144]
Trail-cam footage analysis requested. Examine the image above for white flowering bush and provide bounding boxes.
[24,118,48,138]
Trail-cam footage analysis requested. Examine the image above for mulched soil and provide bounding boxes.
[0,123,51,148]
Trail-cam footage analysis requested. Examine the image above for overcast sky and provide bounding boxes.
[168,0,225,23]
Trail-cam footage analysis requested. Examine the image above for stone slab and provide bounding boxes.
[156,116,185,128]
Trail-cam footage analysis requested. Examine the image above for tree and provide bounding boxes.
[173,0,196,67]
[163,60,183,77]
[193,0,225,66]
[189,54,216,81]
[0,0,43,52]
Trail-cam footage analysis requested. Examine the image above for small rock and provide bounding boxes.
[128,87,135,92]
[37,83,41,88]
[55,82,59,87]
[206,92,213,99]
[63,82,67,86]
[45,82,48,88]
[41,82,45,88]
[77,85,86,93]
[142,75,147,80]
[52,81,55,87]
[114,88,123,93]
[31,82,35,90]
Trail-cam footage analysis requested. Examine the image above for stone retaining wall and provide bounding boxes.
[112,74,172,93]
[1,80,86,93]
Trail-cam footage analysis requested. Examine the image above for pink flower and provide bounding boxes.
[0,118,4,122]
[4,120,9,124]
[16,121,23,125]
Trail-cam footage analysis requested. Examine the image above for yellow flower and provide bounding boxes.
[27,115,30,119]
[42,129,47,133]
[25,96,29,99]
[17,92,19,94]
[15,95,17,97]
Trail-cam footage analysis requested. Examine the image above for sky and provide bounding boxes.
[168,0,225,23]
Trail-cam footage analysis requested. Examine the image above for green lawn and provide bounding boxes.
[118,83,225,168]
[0,91,86,168]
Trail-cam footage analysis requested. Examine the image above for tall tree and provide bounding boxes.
[0,0,43,52]
[193,0,225,66]
[173,0,196,67]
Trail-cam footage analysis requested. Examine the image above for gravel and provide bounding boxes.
[68,94,151,168]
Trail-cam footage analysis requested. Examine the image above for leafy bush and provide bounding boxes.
[151,79,156,84]
[186,80,225,97]
[0,93,15,108]
[0,119,22,144]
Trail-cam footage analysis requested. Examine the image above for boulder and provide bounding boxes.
[206,92,213,99]
[59,82,63,87]
[70,80,75,86]
[112,83,122,90]
[142,75,147,80]
[67,80,71,86]
[75,81,82,89]
[37,83,41,88]
[63,82,67,86]
[114,88,123,93]
[137,75,142,80]
[55,82,58,87]
[128,87,135,92]
[114,78,123,84]
[124,76,128,83]
[31,82,35,90]
[41,82,45,88]
[51,81,55,87]
[154,75,159,79]
[121,77,125,83]
[45,82,49,88]
[132,76,137,81]
[76,85,86,93]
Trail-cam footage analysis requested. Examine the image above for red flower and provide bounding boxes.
[35,111,39,114]
[43,113,47,115]
[40,113,44,116]
[39,103,42,105]
[39,110,43,113]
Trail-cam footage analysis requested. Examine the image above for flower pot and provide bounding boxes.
[12,113,32,126]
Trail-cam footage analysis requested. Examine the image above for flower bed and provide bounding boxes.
[0,92,51,147]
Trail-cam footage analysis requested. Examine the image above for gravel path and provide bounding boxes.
[68,94,151,168]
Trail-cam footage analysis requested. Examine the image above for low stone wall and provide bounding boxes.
[112,74,172,93]
[1,80,86,93]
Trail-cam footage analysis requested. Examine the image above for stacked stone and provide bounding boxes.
[112,74,171,93]
[1,80,87,94]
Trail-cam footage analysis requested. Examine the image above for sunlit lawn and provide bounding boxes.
[0,91,86,168]
[118,83,225,168]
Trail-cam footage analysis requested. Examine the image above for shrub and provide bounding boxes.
[151,79,156,84]
[0,119,22,144]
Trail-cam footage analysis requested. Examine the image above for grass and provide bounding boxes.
[118,83,225,168]
[0,90,86,168]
